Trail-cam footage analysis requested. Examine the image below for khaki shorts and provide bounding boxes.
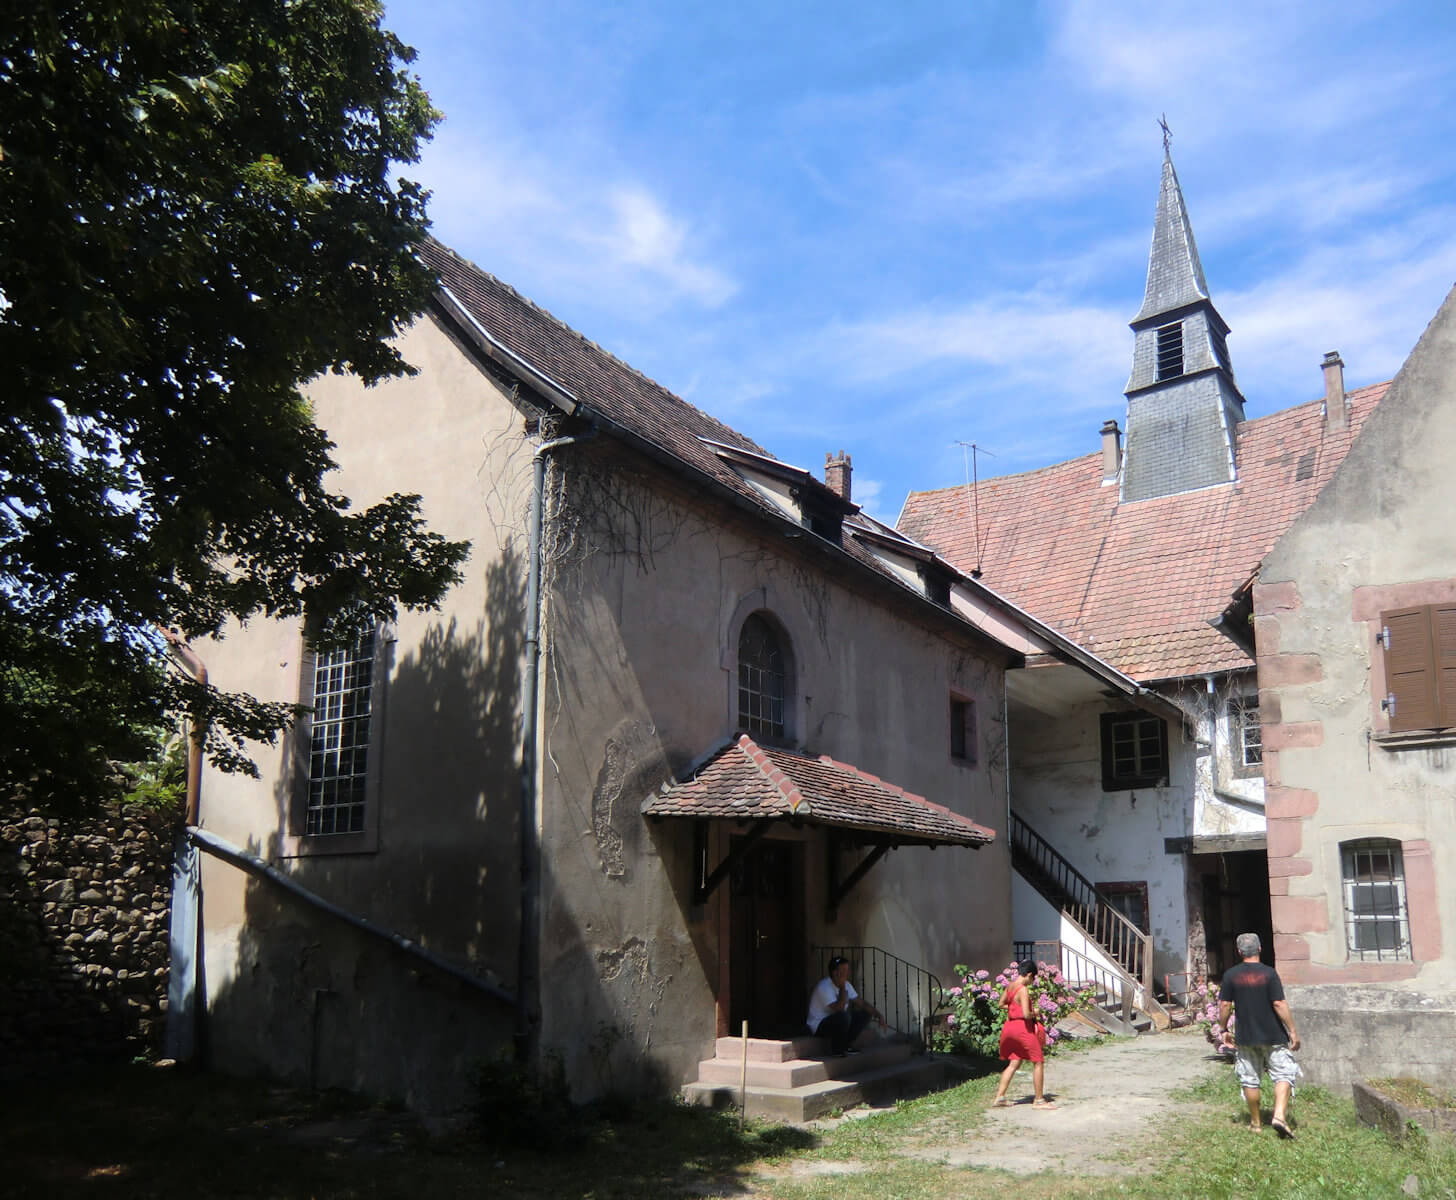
[1234,1044,1300,1091]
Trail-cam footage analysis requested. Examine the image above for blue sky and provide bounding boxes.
[384,1,1456,522]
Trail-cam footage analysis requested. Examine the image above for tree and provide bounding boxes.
[0,2,470,811]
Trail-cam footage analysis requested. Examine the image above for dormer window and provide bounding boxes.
[1156,322,1184,381]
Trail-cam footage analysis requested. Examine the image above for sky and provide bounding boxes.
[382,1,1456,523]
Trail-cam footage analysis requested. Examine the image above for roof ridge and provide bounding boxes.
[424,237,764,453]
[736,734,810,814]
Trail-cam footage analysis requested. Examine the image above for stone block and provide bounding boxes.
[1263,721,1324,751]
[1259,654,1323,687]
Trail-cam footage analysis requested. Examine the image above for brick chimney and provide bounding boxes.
[824,450,851,502]
[1100,419,1122,485]
[1322,351,1346,431]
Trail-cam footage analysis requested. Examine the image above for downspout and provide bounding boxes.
[158,628,207,1062]
[517,431,593,1067]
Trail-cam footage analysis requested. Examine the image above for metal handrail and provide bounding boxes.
[812,944,942,1047]
[1009,812,1153,997]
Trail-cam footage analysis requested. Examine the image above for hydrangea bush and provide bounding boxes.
[1189,977,1235,1054]
[932,960,1097,1058]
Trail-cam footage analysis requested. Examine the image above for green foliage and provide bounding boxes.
[121,733,187,812]
[933,959,1097,1058]
[472,1054,582,1153]
[0,2,470,810]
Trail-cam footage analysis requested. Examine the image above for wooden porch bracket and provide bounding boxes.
[693,819,771,905]
[826,838,892,922]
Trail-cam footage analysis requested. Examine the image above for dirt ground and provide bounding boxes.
[790,1028,1226,1182]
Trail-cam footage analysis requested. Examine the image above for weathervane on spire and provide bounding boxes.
[1159,114,1172,154]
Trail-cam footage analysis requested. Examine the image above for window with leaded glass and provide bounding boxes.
[305,627,376,836]
[1341,839,1411,961]
[738,614,786,739]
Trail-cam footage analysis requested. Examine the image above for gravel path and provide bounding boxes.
[919,1028,1224,1176]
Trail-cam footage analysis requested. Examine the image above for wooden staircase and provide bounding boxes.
[681,1033,944,1121]
[1010,813,1171,1031]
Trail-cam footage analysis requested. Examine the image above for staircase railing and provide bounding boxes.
[1014,939,1149,1030]
[812,944,942,1047]
[1009,812,1154,1001]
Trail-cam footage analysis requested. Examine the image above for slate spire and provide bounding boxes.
[1120,143,1246,503]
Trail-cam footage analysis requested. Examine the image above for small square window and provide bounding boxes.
[1100,711,1168,791]
[950,697,977,763]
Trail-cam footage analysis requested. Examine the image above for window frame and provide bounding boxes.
[1156,321,1184,381]
[1095,880,1150,934]
[284,622,389,857]
[737,612,790,743]
[1099,710,1169,791]
[1340,838,1412,962]
[1230,694,1262,776]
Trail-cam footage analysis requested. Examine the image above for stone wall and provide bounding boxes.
[0,801,180,1079]
[1288,984,1456,1091]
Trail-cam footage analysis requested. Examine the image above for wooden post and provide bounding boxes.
[1121,984,1134,1029]
[739,1020,750,1128]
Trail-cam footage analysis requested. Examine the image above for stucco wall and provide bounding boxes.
[196,315,527,1111]
[1008,699,1189,984]
[1286,985,1456,1090]
[535,445,1011,1093]
[196,313,1014,1110]
[1256,285,1456,993]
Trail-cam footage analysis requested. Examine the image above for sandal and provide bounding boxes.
[1271,1118,1295,1140]
[991,1098,1011,1108]
[1032,1100,1058,1110]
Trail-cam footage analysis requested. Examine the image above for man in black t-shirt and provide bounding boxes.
[1216,932,1302,1137]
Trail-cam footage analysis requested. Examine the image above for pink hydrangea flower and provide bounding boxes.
[976,970,990,980]
[949,986,962,997]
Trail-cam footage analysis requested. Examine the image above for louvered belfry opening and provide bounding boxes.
[1155,321,1184,380]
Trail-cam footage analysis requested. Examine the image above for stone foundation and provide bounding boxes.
[0,801,179,1079]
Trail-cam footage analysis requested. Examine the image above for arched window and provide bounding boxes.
[738,613,786,739]
[1340,838,1411,961]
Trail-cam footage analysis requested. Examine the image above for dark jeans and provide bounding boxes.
[816,1008,870,1055]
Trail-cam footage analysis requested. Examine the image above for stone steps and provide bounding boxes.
[682,1034,946,1122]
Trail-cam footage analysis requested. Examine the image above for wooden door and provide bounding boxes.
[729,837,805,1038]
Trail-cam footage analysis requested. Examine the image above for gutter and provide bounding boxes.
[1201,674,1265,812]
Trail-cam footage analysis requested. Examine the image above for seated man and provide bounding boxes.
[807,956,886,1055]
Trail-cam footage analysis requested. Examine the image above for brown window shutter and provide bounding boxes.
[1436,603,1456,728]
[1383,607,1438,732]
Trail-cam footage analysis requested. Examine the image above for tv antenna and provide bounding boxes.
[953,440,995,578]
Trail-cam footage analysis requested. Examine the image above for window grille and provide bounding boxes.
[738,614,786,738]
[1156,322,1184,381]
[306,628,375,836]
[1340,839,1411,961]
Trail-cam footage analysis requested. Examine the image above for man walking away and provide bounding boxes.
[1216,932,1301,1137]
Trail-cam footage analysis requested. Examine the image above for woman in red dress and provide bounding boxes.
[991,959,1057,1109]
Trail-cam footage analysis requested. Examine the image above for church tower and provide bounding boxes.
[1121,143,1247,502]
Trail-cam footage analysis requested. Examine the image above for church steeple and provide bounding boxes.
[1120,134,1247,503]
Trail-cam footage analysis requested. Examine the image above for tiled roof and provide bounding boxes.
[420,239,1006,637]
[643,734,995,848]
[899,384,1387,681]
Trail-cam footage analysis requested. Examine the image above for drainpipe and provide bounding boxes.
[517,431,593,1067]
[157,627,208,1063]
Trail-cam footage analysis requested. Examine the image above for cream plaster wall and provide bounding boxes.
[1257,286,1456,992]
[1008,700,1191,985]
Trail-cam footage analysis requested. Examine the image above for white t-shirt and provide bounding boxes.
[807,976,858,1029]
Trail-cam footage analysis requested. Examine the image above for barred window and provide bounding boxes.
[306,628,376,836]
[738,614,786,739]
[1341,839,1411,961]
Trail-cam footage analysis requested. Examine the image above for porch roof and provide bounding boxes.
[643,734,995,849]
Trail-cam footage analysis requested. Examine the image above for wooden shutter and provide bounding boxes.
[1382,607,1438,732]
[1437,603,1456,728]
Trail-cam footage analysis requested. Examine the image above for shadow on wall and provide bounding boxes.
[202,547,557,1113]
